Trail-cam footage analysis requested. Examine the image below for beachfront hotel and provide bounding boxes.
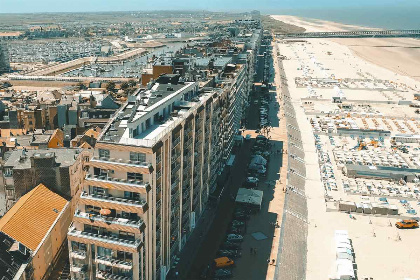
[67,61,248,279]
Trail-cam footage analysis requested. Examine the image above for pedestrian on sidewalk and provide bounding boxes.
[267,259,271,265]
[271,259,276,265]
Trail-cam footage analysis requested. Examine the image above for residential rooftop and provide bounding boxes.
[0,184,68,251]
[4,148,82,169]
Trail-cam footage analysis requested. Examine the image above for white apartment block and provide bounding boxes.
[68,54,251,279]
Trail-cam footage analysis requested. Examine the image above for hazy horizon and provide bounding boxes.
[1,0,419,14]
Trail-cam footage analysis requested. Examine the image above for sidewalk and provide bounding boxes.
[230,40,288,280]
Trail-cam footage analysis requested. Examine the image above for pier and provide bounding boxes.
[279,29,420,39]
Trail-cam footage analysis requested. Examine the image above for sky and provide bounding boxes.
[0,0,419,13]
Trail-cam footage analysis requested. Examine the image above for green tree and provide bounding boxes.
[120,82,129,91]
[128,79,137,87]
[106,82,116,92]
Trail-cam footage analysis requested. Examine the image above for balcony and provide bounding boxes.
[95,255,133,270]
[184,137,193,148]
[80,192,147,214]
[171,152,181,164]
[90,157,153,174]
[68,227,142,251]
[96,271,132,280]
[85,174,150,193]
[185,126,192,134]
[70,250,86,260]
[156,154,162,164]
[71,264,88,273]
[172,164,180,176]
[74,211,144,231]
[172,136,181,148]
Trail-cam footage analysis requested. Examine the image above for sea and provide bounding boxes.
[275,6,420,30]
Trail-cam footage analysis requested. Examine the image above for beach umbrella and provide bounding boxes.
[100,208,111,215]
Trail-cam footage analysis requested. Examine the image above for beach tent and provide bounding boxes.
[372,203,388,215]
[339,201,356,212]
[334,230,349,238]
[329,259,355,280]
[387,205,399,215]
[362,203,372,214]
[235,188,263,210]
[336,247,354,262]
[355,203,363,213]
[335,235,351,244]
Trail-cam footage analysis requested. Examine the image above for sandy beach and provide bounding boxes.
[272,15,420,280]
[271,15,420,82]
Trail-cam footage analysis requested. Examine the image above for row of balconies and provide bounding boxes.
[74,211,144,230]
[68,227,142,249]
[96,270,131,280]
[92,156,151,169]
[85,174,148,189]
[96,255,133,270]
[80,191,146,208]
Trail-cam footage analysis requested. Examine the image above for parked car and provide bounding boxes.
[228,227,243,234]
[231,220,244,227]
[246,177,259,184]
[214,257,235,268]
[226,234,243,242]
[214,269,233,278]
[218,250,241,258]
[221,241,241,250]
[395,219,419,229]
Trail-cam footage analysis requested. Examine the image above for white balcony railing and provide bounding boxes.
[74,211,144,229]
[85,174,148,189]
[68,227,142,249]
[95,255,133,270]
[91,156,151,169]
[80,191,146,208]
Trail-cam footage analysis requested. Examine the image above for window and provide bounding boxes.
[97,246,112,258]
[130,152,146,163]
[29,121,33,125]
[117,251,133,262]
[121,211,138,221]
[84,225,100,234]
[99,149,110,159]
[119,231,135,241]
[4,168,13,177]
[124,191,140,201]
[89,186,107,196]
[86,205,101,214]
[71,241,86,252]
[127,172,143,181]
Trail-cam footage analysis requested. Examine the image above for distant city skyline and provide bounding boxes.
[0,0,418,14]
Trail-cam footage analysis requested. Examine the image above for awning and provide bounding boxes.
[235,188,263,209]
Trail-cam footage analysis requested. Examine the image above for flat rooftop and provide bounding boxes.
[100,78,219,147]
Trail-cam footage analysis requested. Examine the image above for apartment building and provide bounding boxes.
[68,63,248,279]
[2,148,86,211]
[0,184,71,280]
